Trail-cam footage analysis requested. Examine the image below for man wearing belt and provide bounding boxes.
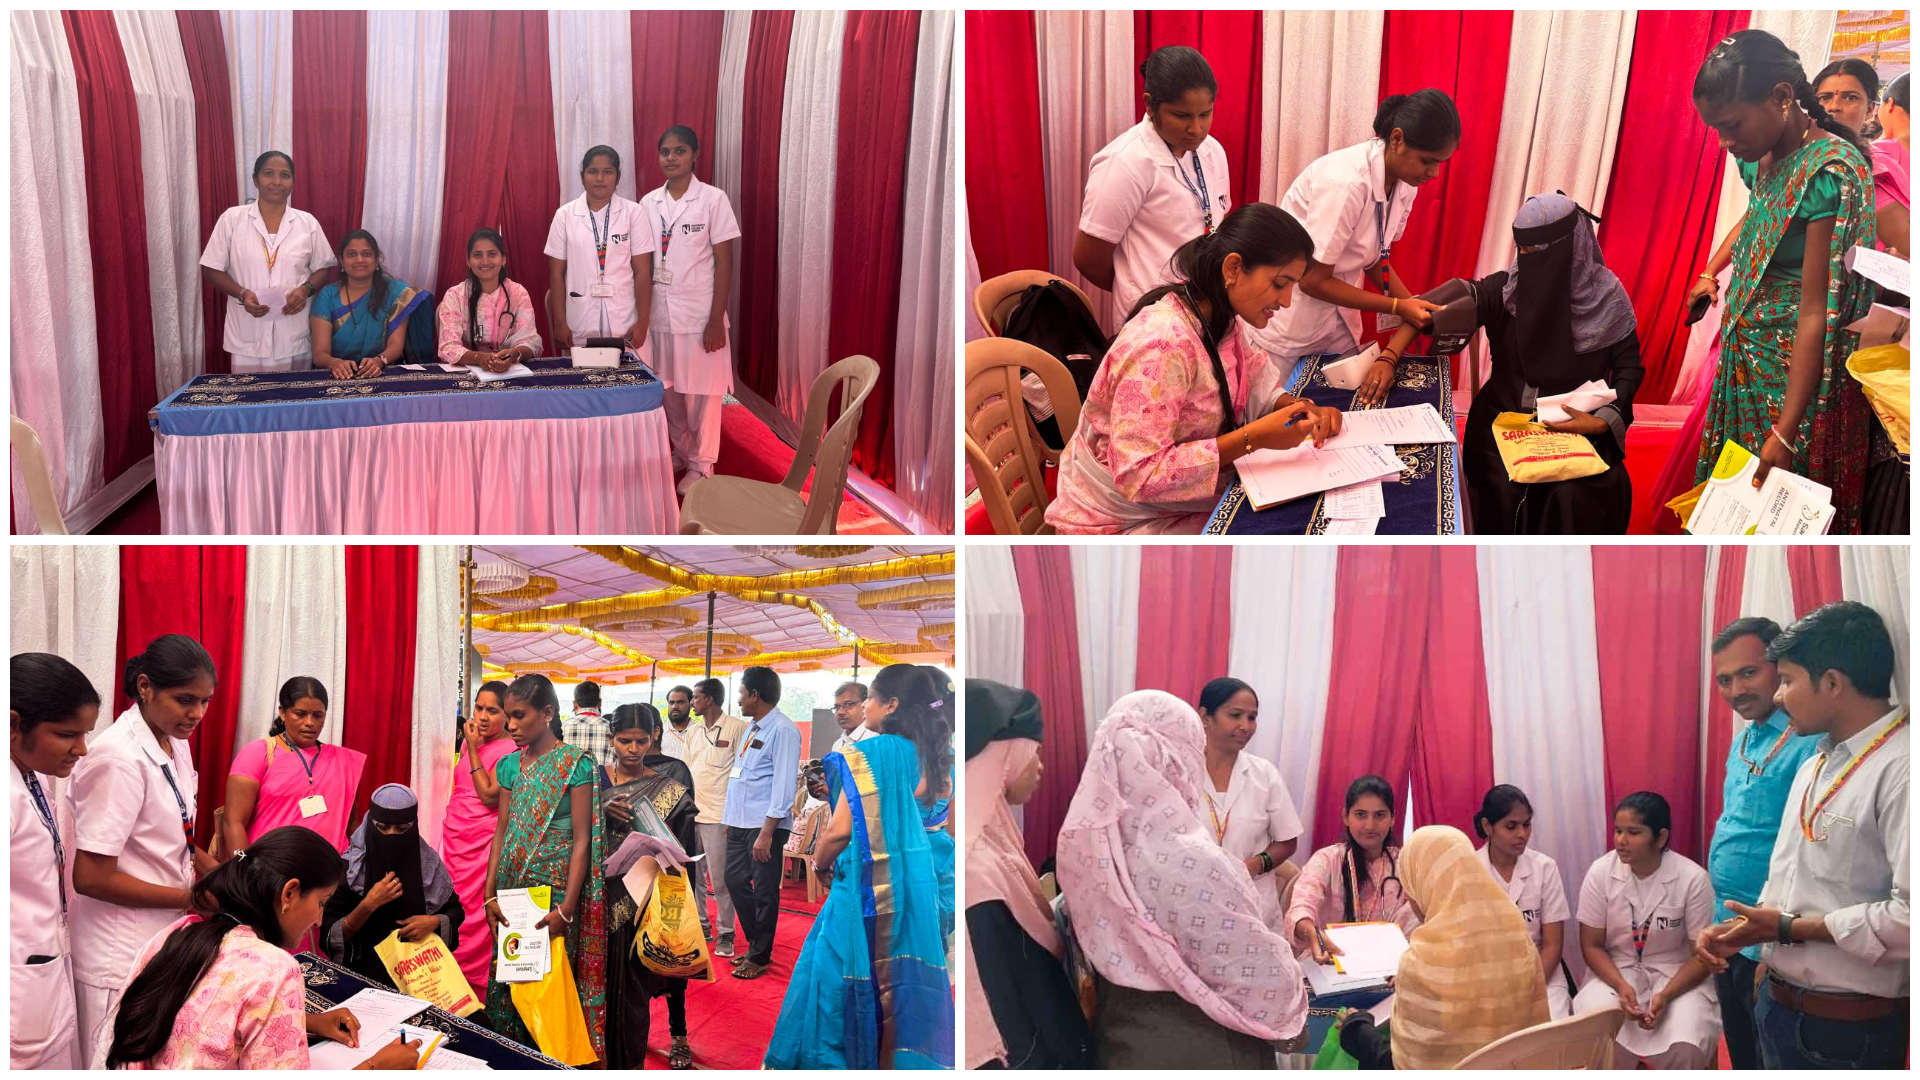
[1695,601,1909,1069]
[720,666,801,981]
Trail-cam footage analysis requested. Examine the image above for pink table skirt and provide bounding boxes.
[156,410,679,534]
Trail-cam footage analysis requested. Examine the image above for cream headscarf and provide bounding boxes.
[1389,825,1549,1070]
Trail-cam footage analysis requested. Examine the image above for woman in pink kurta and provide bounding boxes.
[442,681,516,991]
[1286,775,1421,962]
[223,678,367,855]
[1047,203,1344,534]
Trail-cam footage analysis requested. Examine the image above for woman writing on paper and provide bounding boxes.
[482,674,607,1063]
[310,230,428,379]
[1383,193,1643,534]
[444,682,515,996]
[1473,785,1575,1018]
[1047,204,1343,534]
[9,653,103,1070]
[1196,678,1302,930]
[199,151,337,372]
[224,677,366,855]
[436,228,542,373]
[547,145,655,353]
[319,785,462,990]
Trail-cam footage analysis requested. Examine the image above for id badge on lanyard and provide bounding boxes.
[589,203,617,298]
[730,720,761,779]
[1372,199,1403,330]
[654,207,675,286]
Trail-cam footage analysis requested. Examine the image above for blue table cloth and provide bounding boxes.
[151,357,662,436]
[1205,353,1465,535]
[297,952,568,1069]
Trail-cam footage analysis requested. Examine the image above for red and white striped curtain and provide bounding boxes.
[969,542,1909,914]
[10,9,955,534]
[8,544,464,848]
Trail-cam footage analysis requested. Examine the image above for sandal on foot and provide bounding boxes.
[669,1037,693,1069]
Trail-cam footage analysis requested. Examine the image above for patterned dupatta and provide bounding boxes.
[1723,136,1877,327]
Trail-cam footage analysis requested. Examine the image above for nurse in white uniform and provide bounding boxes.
[638,126,741,494]
[200,151,338,373]
[1197,677,1302,930]
[546,144,657,354]
[1247,90,1459,397]
[1473,784,1575,1018]
[8,653,102,1070]
[68,635,219,1064]
[1574,791,1721,1069]
[1075,46,1233,317]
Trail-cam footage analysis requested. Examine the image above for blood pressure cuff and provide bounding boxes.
[1419,278,1480,357]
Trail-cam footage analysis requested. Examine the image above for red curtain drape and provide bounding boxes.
[630,12,725,186]
[176,12,239,376]
[63,12,158,484]
[1011,546,1090,868]
[291,12,369,253]
[1412,549,1495,839]
[115,547,248,849]
[1133,547,1234,711]
[1787,547,1844,616]
[435,12,560,348]
[1133,12,1265,208]
[964,11,1050,281]
[831,11,922,488]
[1701,548,1750,835]
[1596,9,1750,406]
[342,547,419,826]
[734,12,797,406]
[1592,547,1710,859]
[1313,548,1428,849]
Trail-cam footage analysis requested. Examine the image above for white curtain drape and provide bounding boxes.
[892,12,956,536]
[1036,10,1134,334]
[115,11,204,397]
[239,546,348,756]
[1229,546,1338,858]
[360,11,449,290]
[1258,11,1386,206]
[9,11,104,530]
[1478,546,1610,980]
[1068,544,1141,737]
[964,544,1024,687]
[1841,546,1911,707]
[8,546,122,709]
[410,545,462,849]
[222,11,291,205]
[774,11,846,426]
[1708,10,1839,249]
[1738,545,1795,628]
[964,213,985,344]
[549,12,637,206]
[1475,10,1636,277]
[712,12,752,336]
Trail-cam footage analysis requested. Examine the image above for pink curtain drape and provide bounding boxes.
[1133,546,1235,711]
[1701,548,1750,836]
[1412,548,1495,840]
[1011,546,1089,868]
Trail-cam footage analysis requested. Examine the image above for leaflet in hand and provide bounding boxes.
[1235,442,1404,511]
[1320,404,1457,448]
[305,988,432,1069]
[1687,441,1833,535]
[1323,921,1411,979]
[1536,380,1617,425]
[255,286,288,313]
[493,886,551,983]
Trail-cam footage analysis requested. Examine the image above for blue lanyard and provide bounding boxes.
[1372,198,1395,272]
[22,769,66,913]
[587,202,613,276]
[1173,151,1214,234]
[281,736,321,788]
[159,763,195,854]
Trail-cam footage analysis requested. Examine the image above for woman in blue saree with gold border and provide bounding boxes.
[311,229,428,380]
[763,733,954,1070]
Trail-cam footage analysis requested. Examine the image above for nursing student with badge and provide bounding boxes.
[1246,91,1457,391]
[638,126,741,494]
[546,145,656,356]
[199,151,338,372]
[1195,678,1301,930]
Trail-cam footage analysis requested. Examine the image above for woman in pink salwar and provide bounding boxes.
[1046,203,1344,534]
[442,681,516,992]
[223,678,366,855]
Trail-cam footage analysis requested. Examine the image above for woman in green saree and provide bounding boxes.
[481,674,607,1062]
[1687,30,1879,532]
[310,229,427,379]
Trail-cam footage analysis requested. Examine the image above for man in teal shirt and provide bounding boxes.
[1704,616,1820,1069]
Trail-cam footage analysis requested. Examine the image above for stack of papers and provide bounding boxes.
[1304,957,1389,997]
[306,988,434,1069]
[1536,380,1617,425]
[1688,441,1834,535]
[469,363,535,383]
[1321,404,1457,448]
[493,886,551,983]
[421,1047,491,1070]
[1236,442,1403,511]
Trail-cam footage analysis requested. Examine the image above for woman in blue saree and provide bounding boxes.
[311,229,428,379]
[763,726,953,1068]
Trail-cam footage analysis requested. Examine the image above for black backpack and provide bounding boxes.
[999,281,1111,446]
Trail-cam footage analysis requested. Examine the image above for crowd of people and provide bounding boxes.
[1043,33,1909,534]
[11,637,957,1070]
[198,127,738,494]
[965,599,1907,1070]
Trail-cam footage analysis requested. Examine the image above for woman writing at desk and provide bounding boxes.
[199,151,337,373]
[311,230,427,379]
[436,228,541,374]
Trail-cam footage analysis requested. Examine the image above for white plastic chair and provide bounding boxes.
[10,415,69,535]
[1452,1007,1626,1069]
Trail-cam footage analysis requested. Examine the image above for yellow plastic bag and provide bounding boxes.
[509,937,598,1066]
[638,868,714,981]
[373,931,482,1018]
[1847,344,1910,454]
[1666,480,1707,530]
[1492,411,1609,483]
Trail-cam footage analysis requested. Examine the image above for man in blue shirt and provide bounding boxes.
[1704,616,1820,1068]
[720,666,802,979]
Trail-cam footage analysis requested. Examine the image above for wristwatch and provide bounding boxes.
[1777,911,1798,945]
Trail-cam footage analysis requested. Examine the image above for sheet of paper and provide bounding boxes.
[305,988,432,1069]
[1688,441,1830,536]
[1369,994,1395,1024]
[493,887,550,983]
[255,286,288,313]
[1847,245,1910,296]
[1537,379,1618,424]
[1846,303,1912,350]
[1322,517,1380,535]
[1321,404,1456,447]
[1324,921,1412,980]
[470,363,535,383]
[1235,442,1403,510]
[421,1047,493,1070]
[1753,466,1836,535]
[1323,480,1386,521]
[1303,956,1390,997]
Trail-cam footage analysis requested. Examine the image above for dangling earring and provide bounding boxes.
[1782,102,1791,121]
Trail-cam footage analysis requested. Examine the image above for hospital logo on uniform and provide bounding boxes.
[610,233,630,244]
[683,223,706,234]
[1656,916,1684,931]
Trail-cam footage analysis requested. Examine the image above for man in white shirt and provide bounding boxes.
[1694,601,1908,1070]
[660,685,696,762]
[830,681,876,755]
[685,677,747,955]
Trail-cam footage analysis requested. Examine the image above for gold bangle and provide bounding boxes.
[1391,297,1400,317]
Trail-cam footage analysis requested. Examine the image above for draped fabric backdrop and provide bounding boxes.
[12,9,955,533]
[1135,12,1265,209]
[1259,12,1384,210]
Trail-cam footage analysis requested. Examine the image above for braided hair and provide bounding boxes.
[463,228,516,351]
[1694,30,1873,157]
